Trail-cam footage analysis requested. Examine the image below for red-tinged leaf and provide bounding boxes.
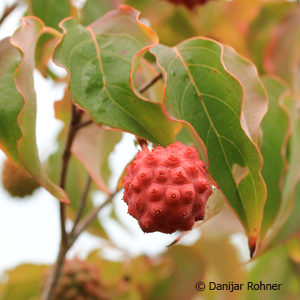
[9,17,69,204]
[71,121,122,194]
[27,0,76,78]
[259,77,290,239]
[264,8,300,92]
[261,95,300,251]
[222,46,268,142]
[54,89,72,124]
[35,36,58,78]
[53,6,177,146]
[152,39,266,252]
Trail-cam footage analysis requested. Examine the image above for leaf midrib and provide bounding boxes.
[173,46,256,227]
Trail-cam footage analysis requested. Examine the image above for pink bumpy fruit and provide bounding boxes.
[122,142,212,234]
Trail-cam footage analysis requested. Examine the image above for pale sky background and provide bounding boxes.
[0,0,249,278]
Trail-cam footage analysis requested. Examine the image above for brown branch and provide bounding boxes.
[59,105,82,243]
[70,190,119,243]
[136,136,148,149]
[76,119,93,130]
[0,1,20,26]
[138,72,162,94]
[71,175,92,233]
[42,105,82,300]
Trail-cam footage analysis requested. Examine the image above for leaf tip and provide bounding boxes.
[248,236,257,258]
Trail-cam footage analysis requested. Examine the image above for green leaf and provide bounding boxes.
[0,38,22,162]
[0,264,47,300]
[259,77,289,239]
[27,0,74,30]
[80,0,115,26]
[152,39,266,251]
[53,6,177,146]
[264,95,300,249]
[0,18,69,203]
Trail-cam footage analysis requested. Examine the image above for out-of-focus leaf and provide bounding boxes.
[204,188,225,220]
[87,250,167,299]
[0,264,47,300]
[0,18,69,203]
[262,95,300,251]
[80,0,117,26]
[126,0,262,56]
[264,8,300,92]
[246,246,300,300]
[147,245,206,300]
[153,39,266,252]
[286,236,300,264]
[199,236,245,300]
[259,77,289,239]
[195,0,261,58]
[269,183,300,251]
[71,122,122,194]
[27,0,74,30]
[222,46,268,141]
[53,6,177,146]
[247,2,294,73]
[46,130,108,238]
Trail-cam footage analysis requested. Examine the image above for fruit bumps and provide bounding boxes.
[122,142,212,234]
[51,259,103,300]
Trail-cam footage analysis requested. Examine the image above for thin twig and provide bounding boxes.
[76,119,93,130]
[70,190,119,243]
[59,105,82,244]
[42,105,82,300]
[136,136,148,149]
[71,176,92,233]
[0,1,20,26]
[138,72,162,94]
